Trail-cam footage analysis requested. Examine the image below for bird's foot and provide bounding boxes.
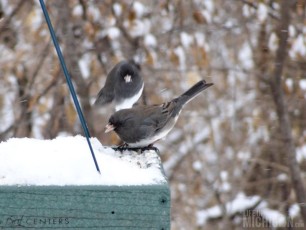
[112,143,130,152]
[112,144,160,154]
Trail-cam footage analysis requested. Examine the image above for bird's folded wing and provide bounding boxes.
[94,89,114,105]
[141,104,174,132]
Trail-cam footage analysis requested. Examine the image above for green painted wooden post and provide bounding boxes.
[0,184,170,229]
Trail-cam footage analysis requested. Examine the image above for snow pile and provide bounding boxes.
[197,193,261,226]
[258,205,286,227]
[0,136,166,186]
[255,201,301,228]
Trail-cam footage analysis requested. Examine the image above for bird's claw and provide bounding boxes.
[140,146,160,154]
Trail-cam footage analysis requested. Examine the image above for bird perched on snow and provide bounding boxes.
[105,80,213,149]
[94,60,144,111]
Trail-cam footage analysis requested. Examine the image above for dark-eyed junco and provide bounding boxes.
[94,60,144,111]
[105,80,213,148]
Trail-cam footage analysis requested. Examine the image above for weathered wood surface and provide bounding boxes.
[0,185,170,229]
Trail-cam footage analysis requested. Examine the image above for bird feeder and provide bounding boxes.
[0,137,171,229]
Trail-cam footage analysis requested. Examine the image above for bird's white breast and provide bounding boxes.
[115,83,144,111]
[127,115,179,148]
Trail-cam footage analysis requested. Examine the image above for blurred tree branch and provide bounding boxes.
[240,0,279,20]
[14,64,32,137]
[54,1,94,133]
[0,0,26,32]
[268,0,306,222]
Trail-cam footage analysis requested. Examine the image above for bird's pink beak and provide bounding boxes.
[105,123,115,133]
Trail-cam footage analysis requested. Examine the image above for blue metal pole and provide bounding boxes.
[39,0,100,173]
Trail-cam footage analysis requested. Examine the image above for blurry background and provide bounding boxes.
[1,0,306,229]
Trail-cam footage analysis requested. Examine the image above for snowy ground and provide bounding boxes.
[196,193,302,228]
[0,136,166,186]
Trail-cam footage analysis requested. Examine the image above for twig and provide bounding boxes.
[246,158,289,173]
[28,40,52,90]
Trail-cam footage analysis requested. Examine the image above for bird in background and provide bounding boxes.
[105,80,213,150]
[94,60,144,111]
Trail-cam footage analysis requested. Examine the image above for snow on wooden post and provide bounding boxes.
[0,136,170,229]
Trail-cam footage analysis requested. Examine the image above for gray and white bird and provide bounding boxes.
[94,60,144,111]
[105,80,213,148]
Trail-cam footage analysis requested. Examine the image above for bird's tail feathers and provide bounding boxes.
[178,80,213,105]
